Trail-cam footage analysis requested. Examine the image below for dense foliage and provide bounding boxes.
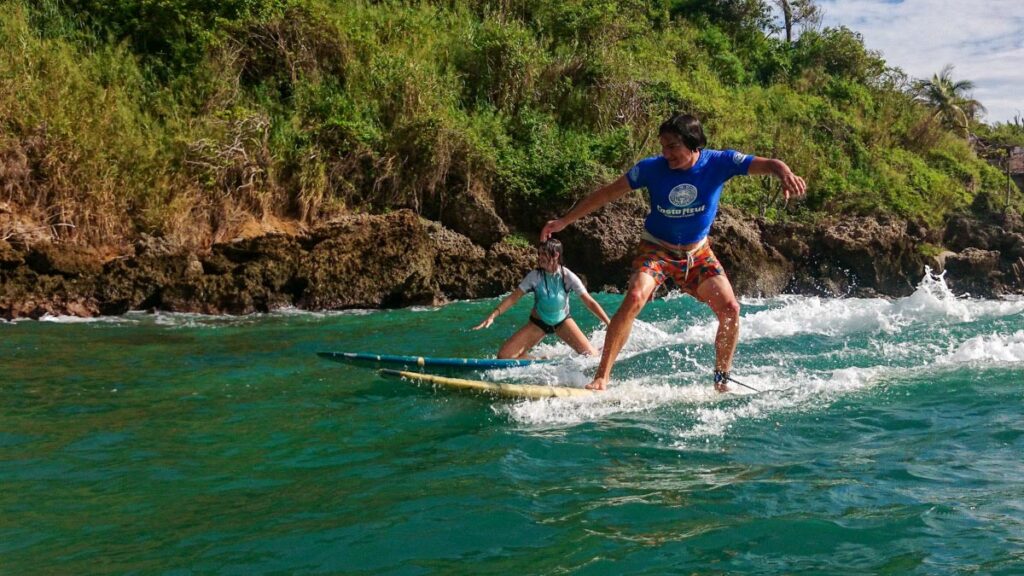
[0,0,1015,248]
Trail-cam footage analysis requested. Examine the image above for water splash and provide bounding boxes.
[937,331,1024,364]
[497,269,1023,435]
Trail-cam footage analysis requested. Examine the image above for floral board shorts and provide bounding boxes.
[631,239,726,296]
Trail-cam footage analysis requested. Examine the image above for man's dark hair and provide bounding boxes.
[658,113,707,151]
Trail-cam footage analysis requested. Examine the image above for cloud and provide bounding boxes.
[817,0,1024,123]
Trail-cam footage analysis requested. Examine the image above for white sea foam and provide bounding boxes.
[151,312,247,328]
[268,307,381,318]
[936,331,1024,364]
[500,362,891,440]
[133,307,379,328]
[660,268,1024,346]
[409,306,442,313]
[271,307,379,317]
[726,296,896,341]
[498,377,717,426]
[36,314,137,324]
[501,321,1024,436]
[675,365,886,440]
[513,269,1019,380]
[498,270,1023,434]
[374,268,1016,361]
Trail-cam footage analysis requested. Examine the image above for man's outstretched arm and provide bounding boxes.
[748,157,807,200]
[540,175,632,241]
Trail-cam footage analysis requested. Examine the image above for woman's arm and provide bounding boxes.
[473,288,526,330]
[540,175,632,241]
[578,292,611,326]
[748,157,807,200]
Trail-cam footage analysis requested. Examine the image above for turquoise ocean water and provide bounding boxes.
[3,271,1024,574]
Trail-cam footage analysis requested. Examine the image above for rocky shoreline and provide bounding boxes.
[2,198,1023,320]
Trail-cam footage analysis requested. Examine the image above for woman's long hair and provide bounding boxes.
[538,238,565,292]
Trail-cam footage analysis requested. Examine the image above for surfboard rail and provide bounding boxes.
[317,351,545,369]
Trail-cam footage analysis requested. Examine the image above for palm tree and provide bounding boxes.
[914,64,986,138]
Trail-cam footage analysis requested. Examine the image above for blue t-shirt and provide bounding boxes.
[626,149,753,245]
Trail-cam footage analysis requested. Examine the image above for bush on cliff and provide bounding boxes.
[0,0,1013,251]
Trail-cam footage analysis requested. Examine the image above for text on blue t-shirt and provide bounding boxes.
[626,149,753,245]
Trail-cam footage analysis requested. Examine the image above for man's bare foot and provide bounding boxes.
[585,377,608,391]
[714,381,729,393]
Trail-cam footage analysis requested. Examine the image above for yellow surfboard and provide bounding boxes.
[378,369,594,399]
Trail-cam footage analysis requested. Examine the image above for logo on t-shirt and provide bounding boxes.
[732,152,748,165]
[668,183,698,207]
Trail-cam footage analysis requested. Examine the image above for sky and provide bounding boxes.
[816,0,1023,124]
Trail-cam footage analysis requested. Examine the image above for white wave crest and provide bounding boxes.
[669,268,1024,345]
[494,269,1021,435]
[36,314,137,325]
[937,331,1024,364]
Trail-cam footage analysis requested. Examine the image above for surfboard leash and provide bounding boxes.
[726,374,796,395]
[725,374,761,393]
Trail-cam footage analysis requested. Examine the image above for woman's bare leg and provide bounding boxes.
[554,318,598,356]
[497,322,547,359]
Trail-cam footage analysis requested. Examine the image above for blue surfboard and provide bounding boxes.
[317,351,546,370]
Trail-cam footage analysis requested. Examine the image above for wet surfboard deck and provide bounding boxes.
[378,369,594,399]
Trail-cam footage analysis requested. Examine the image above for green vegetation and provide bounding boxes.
[976,115,1024,149]
[916,242,944,259]
[502,233,534,249]
[0,0,1014,248]
[913,64,985,139]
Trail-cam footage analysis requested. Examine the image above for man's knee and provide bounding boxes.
[714,298,741,322]
[619,289,648,317]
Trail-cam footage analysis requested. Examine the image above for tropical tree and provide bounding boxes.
[914,64,986,138]
[771,0,821,43]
